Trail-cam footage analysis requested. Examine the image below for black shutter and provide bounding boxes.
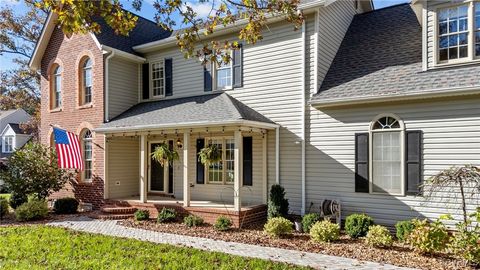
[165,58,173,96]
[142,63,149,100]
[355,133,369,193]
[243,137,253,186]
[203,65,212,92]
[232,44,243,88]
[196,138,205,184]
[405,130,422,195]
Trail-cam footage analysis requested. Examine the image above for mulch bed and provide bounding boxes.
[0,211,98,226]
[119,219,475,270]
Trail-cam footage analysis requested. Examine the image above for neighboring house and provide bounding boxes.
[0,123,32,156]
[0,109,31,161]
[29,0,480,225]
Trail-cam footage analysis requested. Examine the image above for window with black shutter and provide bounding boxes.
[243,137,252,186]
[405,130,423,195]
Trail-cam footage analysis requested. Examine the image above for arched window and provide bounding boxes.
[80,57,92,105]
[370,115,404,195]
[51,65,62,109]
[81,129,93,181]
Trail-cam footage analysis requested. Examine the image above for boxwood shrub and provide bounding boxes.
[53,197,79,214]
[345,213,374,238]
[15,199,48,221]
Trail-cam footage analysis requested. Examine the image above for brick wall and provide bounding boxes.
[40,28,105,209]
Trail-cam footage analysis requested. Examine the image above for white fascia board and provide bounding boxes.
[29,12,56,71]
[101,45,146,63]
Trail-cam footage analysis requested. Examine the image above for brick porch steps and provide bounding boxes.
[94,205,138,220]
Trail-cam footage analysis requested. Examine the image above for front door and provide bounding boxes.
[149,141,174,193]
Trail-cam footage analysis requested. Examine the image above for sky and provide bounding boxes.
[0,0,410,72]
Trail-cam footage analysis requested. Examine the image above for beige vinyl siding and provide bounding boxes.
[107,137,140,199]
[317,0,357,89]
[108,58,139,120]
[306,97,480,225]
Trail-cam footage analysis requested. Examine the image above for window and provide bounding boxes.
[437,2,480,63]
[475,2,480,56]
[370,115,404,195]
[215,58,233,90]
[206,138,235,184]
[51,65,62,109]
[81,57,92,105]
[2,136,13,153]
[82,129,93,181]
[151,61,165,97]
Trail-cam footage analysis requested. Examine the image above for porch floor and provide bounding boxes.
[110,195,261,212]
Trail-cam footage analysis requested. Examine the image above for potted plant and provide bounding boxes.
[151,142,179,167]
[198,144,222,166]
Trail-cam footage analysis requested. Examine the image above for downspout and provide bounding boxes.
[104,50,115,123]
[301,19,306,216]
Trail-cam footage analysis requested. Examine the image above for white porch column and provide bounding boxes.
[183,132,191,207]
[262,132,268,204]
[103,135,109,200]
[234,130,243,212]
[140,134,148,203]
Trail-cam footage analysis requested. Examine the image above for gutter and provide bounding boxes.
[101,45,146,63]
[310,86,480,108]
[94,120,279,134]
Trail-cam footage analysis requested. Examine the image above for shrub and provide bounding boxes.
[310,220,340,242]
[263,217,293,238]
[0,198,8,218]
[408,219,450,254]
[134,209,150,221]
[395,220,415,242]
[157,208,177,223]
[450,227,480,265]
[345,213,374,238]
[267,184,289,219]
[9,192,27,209]
[0,143,75,200]
[214,216,233,231]
[302,213,322,233]
[184,215,204,227]
[53,197,79,214]
[15,199,49,221]
[365,225,393,248]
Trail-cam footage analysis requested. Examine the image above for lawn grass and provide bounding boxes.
[0,226,309,270]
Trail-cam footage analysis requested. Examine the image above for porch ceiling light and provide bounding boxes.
[176,138,183,149]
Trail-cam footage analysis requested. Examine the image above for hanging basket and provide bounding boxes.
[198,144,222,166]
[151,142,179,167]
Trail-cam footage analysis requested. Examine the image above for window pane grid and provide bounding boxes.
[83,130,93,181]
[53,66,62,108]
[206,138,235,184]
[83,59,92,104]
[438,5,469,61]
[216,63,232,89]
[152,62,164,97]
[225,139,235,183]
[4,137,13,152]
[372,132,402,194]
[207,139,223,183]
[475,3,480,56]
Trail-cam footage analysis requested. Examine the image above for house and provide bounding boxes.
[0,109,31,161]
[29,0,480,226]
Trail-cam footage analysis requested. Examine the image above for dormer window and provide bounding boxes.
[437,2,480,64]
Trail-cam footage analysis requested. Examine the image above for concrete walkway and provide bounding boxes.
[47,217,415,270]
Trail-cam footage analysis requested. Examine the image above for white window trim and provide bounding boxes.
[81,130,93,182]
[150,60,166,99]
[205,137,235,185]
[212,52,233,91]
[82,58,93,105]
[368,113,406,196]
[434,1,480,66]
[2,136,14,153]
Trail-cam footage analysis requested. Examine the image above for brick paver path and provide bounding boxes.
[47,217,415,270]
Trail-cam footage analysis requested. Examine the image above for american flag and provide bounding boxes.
[53,127,84,171]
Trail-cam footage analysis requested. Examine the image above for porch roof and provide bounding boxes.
[96,93,277,133]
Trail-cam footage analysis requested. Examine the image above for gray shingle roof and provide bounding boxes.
[8,123,24,134]
[99,93,274,131]
[93,14,171,55]
[311,4,480,104]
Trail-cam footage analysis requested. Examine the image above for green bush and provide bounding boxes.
[365,225,393,248]
[395,220,415,241]
[345,213,374,238]
[157,208,177,223]
[134,209,150,221]
[450,227,480,265]
[15,199,49,221]
[267,185,289,219]
[310,220,340,242]
[302,213,322,233]
[264,217,293,238]
[0,198,9,218]
[408,219,450,254]
[214,216,233,231]
[184,215,204,227]
[9,192,27,209]
[53,197,79,214]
